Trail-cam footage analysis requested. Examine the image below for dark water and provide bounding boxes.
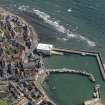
[1,0,105,105]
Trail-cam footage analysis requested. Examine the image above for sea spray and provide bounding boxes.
[18,5,96,47]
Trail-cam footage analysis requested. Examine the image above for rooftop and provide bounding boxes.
[37,43,53,51]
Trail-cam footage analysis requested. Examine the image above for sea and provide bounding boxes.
[1,0,105,105]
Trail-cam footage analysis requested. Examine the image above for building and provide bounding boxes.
[36,43,54,55]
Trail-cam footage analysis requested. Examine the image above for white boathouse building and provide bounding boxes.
[36,43,54,55]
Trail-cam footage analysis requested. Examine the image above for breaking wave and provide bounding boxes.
[18,5,96,47]
[79,35,96,47]
[33,8,66,33]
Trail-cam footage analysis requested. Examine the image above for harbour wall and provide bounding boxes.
[53,48,105,80]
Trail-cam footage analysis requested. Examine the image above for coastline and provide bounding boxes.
[0,7,104,105]
[0,7,56,105]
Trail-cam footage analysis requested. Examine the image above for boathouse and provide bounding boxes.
[36,43,53,55]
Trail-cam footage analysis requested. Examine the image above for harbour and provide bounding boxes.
[44,51,105,105]
[0,0,105,105]
[53,48,105,80]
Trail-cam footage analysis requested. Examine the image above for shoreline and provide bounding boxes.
[0,7,55,105]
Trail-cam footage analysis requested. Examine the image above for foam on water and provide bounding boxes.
[18,5,29,11]
[67,8,72,13]
[57,37,69,41]
[33,8,66,33]
[67,31,77,38]
[18,5,96,47]
[79,35,96,47]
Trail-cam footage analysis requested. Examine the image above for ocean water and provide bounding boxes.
[1,0,105,105]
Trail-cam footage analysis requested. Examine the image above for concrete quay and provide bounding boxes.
[53,48,105,80]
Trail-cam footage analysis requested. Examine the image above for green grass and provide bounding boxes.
[0,98,9,105]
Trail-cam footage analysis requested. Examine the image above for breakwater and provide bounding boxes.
[46,68,96,82]
[53,48,105,80]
